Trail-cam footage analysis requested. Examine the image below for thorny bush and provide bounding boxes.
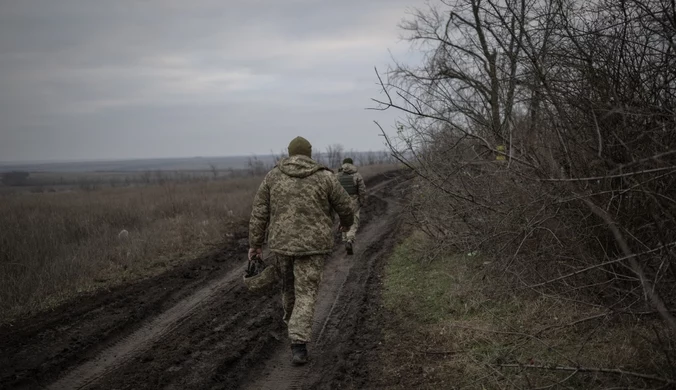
[376,0,676,386]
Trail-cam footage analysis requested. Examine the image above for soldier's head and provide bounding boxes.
[288,136,312,158]
[342,157,353,165]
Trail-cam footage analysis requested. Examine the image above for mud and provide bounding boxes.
[0,172,410,389]
[0,230,251,388]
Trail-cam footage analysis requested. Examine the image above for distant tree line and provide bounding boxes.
[247,146,396,176]
[1,171,30,186]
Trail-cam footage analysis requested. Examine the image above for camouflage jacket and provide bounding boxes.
[249,155,355,256]
[337,163,366,206]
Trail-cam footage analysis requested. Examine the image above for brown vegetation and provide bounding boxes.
[0,162,395,323]
[0,177,259,322]
[1,171,30,186]
[377,232,672,389]
[374,0,676,386]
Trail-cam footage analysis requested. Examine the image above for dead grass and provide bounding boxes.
[378,231,673,389]
[358,164,401,178]
[0,176,262,323]
[0,164,393,324]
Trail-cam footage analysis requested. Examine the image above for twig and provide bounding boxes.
[472,356,519,390]
[531,369,579,390]
[373,120,499,212]
[534,312,610,335]
[498,363,676,384]
[540,166,676,182]
[581,198,676,334]
[450,323,533,338]
[609,150,676,173]
[419,349,469,355]
[524,241,676,289]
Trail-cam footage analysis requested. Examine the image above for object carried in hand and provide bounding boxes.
[243,254,277,292]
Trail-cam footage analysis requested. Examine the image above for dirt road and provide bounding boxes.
[0,172,409,389]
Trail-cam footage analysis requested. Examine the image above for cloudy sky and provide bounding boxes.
[0,0,422,162]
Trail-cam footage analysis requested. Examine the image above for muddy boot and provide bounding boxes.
[345,241,353,255]
[291,343,308,366]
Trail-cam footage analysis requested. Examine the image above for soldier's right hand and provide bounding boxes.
[248,247,262,260]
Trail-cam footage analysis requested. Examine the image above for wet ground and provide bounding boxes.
[0,172,410,389]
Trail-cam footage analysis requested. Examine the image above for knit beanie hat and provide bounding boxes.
[287,136,312,157]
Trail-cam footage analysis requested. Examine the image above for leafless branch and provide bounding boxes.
[498,363,676,385]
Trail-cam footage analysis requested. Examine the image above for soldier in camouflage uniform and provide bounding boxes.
[249,136,355,365]
[336,158,366,255]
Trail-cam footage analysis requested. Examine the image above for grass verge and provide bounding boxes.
[376,231,674,389]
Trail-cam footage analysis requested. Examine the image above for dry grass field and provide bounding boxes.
[0,177,260,322]
[0,164,396,323]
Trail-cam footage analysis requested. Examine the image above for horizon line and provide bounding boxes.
[0,150,391,166]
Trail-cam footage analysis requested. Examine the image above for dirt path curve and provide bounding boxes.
[47,265,246,390]
[242,176,409,390]
[1,231,249,390]
[2,171,408,390]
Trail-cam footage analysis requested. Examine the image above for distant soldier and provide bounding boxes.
[336,158,366,255]
[248,136,355,365]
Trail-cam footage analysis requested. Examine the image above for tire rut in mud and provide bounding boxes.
[48,265,268,390]
[0,230,249,390]
[89,174,401,390]
[239,174,411,390]
[1,171,407,390]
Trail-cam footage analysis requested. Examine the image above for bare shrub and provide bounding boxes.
[270,148,288,165]
[247,156,268,176]
[326,143,345,169]
[375,0,676,384]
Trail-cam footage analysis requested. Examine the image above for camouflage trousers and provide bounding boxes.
[275,254,325,343]
[342,198,361,243]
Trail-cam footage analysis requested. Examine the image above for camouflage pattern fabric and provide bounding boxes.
[338,163,366,207]
[243,262,277,293]
[249,155,355,256]
[275,253,325,343]
[337,163,366,243]
[342,204,360,243]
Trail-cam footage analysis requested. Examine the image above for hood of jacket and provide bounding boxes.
[278,155,327,178]
[340,163,358,174]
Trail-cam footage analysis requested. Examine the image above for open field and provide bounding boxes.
[0,152,397,192]
[0,155,275,173]
[0,176,260,322]
[2,168,672,389]
[3,0,673,387]
[0,164,398,323]
[0,170,409,389]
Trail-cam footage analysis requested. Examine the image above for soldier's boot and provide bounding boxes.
[345,241,353,255]
[291,343,308,365]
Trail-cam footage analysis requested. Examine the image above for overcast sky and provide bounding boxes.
[0,0,422,162]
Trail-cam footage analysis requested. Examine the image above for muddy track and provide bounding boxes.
[0,231,249,390]
[241,176,409,390]
[0,171,409,389]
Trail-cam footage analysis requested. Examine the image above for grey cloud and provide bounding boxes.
[0,0,421,161]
